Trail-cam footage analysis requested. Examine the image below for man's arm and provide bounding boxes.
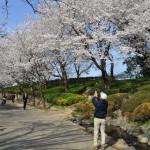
[92,91,98,107]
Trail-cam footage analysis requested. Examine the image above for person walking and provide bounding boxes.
[92,91,108,150]
[1,94,7,105]
[23,92,28,110]
[11,94,15,103]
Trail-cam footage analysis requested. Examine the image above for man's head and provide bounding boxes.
[100,92,107,100]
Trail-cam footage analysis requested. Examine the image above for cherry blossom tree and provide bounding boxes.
[70,53,93,81]
[0,20,54,106]
[1,0,149,90]
[37,0,149,87]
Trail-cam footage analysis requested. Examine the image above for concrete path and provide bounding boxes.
[0,101,93,150]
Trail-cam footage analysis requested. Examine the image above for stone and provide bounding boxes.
[113,139,135,150]
[137,134,148,143]
[81,119,91,126]
[147,127,150,145]
[76,115,82,125]
[87,127,94,133]
[50,106,58,111]
[106,146,116,150]
[139,126,147,134]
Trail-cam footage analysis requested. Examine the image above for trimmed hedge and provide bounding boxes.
[68,84,86,94]
[43,86,65,94]
[44,93,85,106]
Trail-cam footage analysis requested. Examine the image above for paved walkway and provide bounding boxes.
[0,101,93,150]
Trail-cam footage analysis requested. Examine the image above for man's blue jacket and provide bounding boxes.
[92,97,108,119]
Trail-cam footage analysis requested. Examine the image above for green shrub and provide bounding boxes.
[44,93,85,106]
[44,93,58,104]
[43,86,65,94]
[118,82,138,93]
[122,91,150,113]
[137,84,150,92]
[87,79,105,95]
[106,88,120,95]
[128,120,150,127]
[68,84,86,94]
[131,103,150,121]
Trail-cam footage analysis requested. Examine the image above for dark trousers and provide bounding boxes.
[23,100,27,109]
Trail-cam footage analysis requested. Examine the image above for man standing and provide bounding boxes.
[92,91,108,150]
[23,93,28,110]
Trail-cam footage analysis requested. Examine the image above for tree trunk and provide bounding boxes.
[101,59,109,88]
[38,83,46,108]
[60,63,69,91]
[63,72,69,91]
[110,62,114,81]
[30,86,35,106]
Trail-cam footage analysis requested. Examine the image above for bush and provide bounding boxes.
[137,84,150,92]
[106,88,120,95]
[68,84,86,94]
[118,82,138,93]
[44,93,85,106]
[88,80,105,95]
[73,100,94,119]
[122,91,150,113]
[73,102,85,111]
[131,103,150,121]
[82,101,95,119]
[107,93,129,115]
[43,86,65,94]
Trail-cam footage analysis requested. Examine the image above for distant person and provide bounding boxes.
[92,91,108,150]
[23,93,28,110]
[11,94,15,103]
[1,94,7,105]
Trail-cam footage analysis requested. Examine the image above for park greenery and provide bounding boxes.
[1,77,150,126]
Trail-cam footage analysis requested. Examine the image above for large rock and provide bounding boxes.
[113,139,135,150]
[137,134,148,143]
[139,126,147,134]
